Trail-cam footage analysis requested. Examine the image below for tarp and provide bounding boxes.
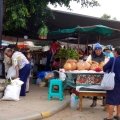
[2,9,120,46]
[50,25,120,35]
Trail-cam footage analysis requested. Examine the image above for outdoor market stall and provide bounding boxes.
[64,70,106,111]
[49,24,120,111]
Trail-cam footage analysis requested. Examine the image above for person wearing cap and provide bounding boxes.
[86,43,105,107]
[104,45,114,58]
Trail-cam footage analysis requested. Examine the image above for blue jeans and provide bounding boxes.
[19,64,30,96]
[45,52,52,70]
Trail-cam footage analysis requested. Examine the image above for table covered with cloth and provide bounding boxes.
[64,70,106,111]
[64,70,105,91]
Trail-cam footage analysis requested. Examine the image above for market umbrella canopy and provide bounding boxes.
[50,25,120,36]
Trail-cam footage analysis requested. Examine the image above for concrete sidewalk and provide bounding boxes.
[0,84,70,120]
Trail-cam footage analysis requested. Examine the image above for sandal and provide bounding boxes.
[114,116,120,120]
[104,118,114,120]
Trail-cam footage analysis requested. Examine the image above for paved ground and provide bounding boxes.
[0,84,69,120]
[0,83,117,120]
[44,99,110,120]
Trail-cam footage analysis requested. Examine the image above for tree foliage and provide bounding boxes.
[3,0,99,31]
[101,13,117,20]
[101,14,111,19]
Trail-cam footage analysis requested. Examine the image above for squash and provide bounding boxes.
[64,59,77,71]
[71,62,77,70]
[98,61,105,69]
[64,62,73,71]
[90,61,99,70]
[77,61,91,70]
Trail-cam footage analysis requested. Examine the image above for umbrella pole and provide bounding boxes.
[87,38,88,55]
[78,32,80,50]
[99,35,101,43]
[67,37,69,49]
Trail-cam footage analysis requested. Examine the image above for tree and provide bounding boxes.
[101,14,111,19]
[101,13,117,20]
[3,0,99,32]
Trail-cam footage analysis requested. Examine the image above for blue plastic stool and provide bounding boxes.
[48,79,63,101]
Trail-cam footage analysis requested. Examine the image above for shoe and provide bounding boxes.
[114,116,120,120]
[90,101,97,107]
[26,91,29,93]
[104,118,114,120]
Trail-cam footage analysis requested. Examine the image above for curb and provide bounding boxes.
[7,96,70,120]
[41,96,70,119]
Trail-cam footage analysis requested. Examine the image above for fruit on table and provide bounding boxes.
[77,61,91,70]
[64,59,77,71]
[64,62,73,71]
[90,61,99,70]
[98,61,105,69]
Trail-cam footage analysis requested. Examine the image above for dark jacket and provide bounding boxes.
[103,57,120,86]
[91,52,105,63]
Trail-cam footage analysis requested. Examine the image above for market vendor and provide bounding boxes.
[86,43,105,107]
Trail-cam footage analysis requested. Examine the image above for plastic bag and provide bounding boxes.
[101,58,116,90]
[101,72,115,90]
[6,66,16,79]
[59,72,66,81]
[2,78,24,101]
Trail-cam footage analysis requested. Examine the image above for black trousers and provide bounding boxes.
[93,96,105,101]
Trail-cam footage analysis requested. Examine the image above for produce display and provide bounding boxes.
[63,59,105,71]
[64,59,77,71]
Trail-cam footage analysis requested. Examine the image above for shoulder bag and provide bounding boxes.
[101,58,116,90]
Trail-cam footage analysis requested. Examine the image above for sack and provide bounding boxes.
[101,58,116,90]
[6,66,16,79]
[2,78,24,101]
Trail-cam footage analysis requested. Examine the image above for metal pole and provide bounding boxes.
[87,38,88,55]
[78,32,80,50]
[0,0,3,47]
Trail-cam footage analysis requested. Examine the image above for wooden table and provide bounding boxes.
[78,91,106,111]
[64,71,107,111]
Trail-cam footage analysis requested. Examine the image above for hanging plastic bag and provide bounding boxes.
[6,66,16,79]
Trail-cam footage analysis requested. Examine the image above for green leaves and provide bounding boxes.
[55,48,79,59]
[38,24,49,36]
[3,0,99,31]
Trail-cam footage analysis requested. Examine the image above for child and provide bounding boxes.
[26,52,35,93]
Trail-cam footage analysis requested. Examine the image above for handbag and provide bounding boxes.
[101,58,116,90]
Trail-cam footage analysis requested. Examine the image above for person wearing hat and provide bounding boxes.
[86,43,106,107]
[104,45,114,58]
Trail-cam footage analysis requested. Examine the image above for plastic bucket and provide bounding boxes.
[70,98,79,110]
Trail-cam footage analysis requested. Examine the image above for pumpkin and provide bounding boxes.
[64,59,77,71]
[71,62,77,70]
[64,62,73,71]
[90,61,99,70]
[77,61,91,70]
[98,61,105,69]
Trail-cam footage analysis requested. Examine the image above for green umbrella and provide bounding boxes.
[49,25,120,35]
